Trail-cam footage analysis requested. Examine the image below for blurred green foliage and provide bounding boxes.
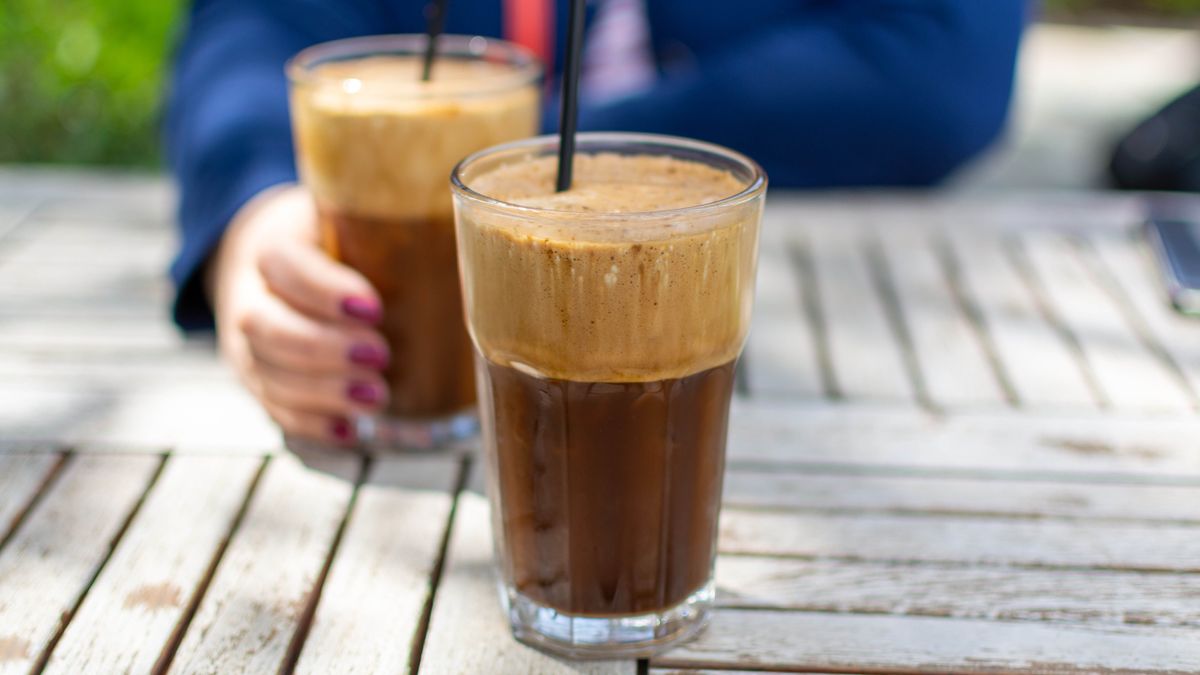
[1045,0,1200,15]
[0,0,182,167]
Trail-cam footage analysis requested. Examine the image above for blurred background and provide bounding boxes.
[1,0,1197,188]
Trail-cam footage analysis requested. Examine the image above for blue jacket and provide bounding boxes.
[167,0,1025,330]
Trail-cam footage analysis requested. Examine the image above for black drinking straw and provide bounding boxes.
[556,0,586,192]
[421,0,450,81]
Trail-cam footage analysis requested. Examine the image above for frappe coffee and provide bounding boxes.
[289,39,540,431]
[453,137,765,654]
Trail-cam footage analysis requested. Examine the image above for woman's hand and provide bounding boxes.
[207,185,389,445]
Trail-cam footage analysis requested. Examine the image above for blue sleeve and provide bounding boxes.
[165,0,398,331]
[576,0,1026,188]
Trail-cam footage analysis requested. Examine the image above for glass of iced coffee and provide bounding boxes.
[452,133,766,657]
[287,35,540,447]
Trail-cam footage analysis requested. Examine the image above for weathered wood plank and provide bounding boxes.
[0,168,170,210]
[723,470,1200,522]
[716,556,1200,626]
[719,508,1200,571]
[1019,232,1193,412]
[1089,233,1200,401]
[0,452,61,541]
[0,454,160,675]
[807,231,913,401]
[652,609,1200,673]
[0,380,279,452]
[944,229,1096,409]
[420,491,635,674]
[0,316,186,351]
[0,349,232,384]
[0,262,168,311]
[877,231,1006,408]
[42,455,262,674]
[0,226,171,272]
[728,403,1200,479]
[652,671,833,675]
[166,452,359,675]
[0,198,40,244]
[744,248,822,398]
[294,456,458,675]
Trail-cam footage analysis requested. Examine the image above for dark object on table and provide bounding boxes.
[1111,84,1200,192]
[1145,213,1200,315]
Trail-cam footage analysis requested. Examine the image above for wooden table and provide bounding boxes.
[1,168,1198,674]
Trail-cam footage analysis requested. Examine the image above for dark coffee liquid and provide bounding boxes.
[481,359,735,617]
[319,209,475,418]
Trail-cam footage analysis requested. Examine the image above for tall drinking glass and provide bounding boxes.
[287,35,541,448]
[452,133,766,657]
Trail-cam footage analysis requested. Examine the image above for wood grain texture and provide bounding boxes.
[944,230,1096,409]
[42,455,262,675]
[0,454,160,675]
[652,609,1200,673]
[715,556,1200,626]
[1089,233,1200,401]
[745,249,822,398]
[0,379,279,452]
[0,452,60,540]
[652,671,837,675]
[166,452,358,675]
[877,231,1005,408]
[0,167,171,209]
[728,403,1200,479]
[722,469,1200,522]
[419,492,636,675]
[1019,232,1193,412]
[294,456,458,675]
[4,179,1200,674]
[719,508,1200,571]
[0,316,185,351]
[0,198,40,244]
[0,349,234,384]
[0,263,164,318]
[808,231,914,401]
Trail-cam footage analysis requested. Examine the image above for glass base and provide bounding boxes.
[501,581,713,659]
[354,409,479,450]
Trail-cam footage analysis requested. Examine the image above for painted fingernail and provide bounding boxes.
[347,380,385,405]
[348,343,390,369]
[330,417,353,442]
[341,296,382,324]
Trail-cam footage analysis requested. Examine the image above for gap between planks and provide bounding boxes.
[929,233,1020,406]
[0,451,68,554]
[30,453,169,673]
[277,456,373,674]
[406,456,471,675]
[714,554,1200,628]
[651,608,1200,674]
[150,455,270,674]
[1070,234,1200,411]
[790,239,839,399]
[1004,235,1109,408]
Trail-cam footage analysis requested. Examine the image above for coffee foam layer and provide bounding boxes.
[291,56,539,221]
[457,153,762,382]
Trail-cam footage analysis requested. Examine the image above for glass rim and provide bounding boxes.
[286,34,543,97]
[450,132,768,221]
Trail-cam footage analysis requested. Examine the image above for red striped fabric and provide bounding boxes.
[503,0,554,72]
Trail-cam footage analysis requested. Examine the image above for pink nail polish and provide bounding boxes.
[347,381,383,405]
[341,297,382,324]
[348,343,389,369]
[330,417,353,442]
